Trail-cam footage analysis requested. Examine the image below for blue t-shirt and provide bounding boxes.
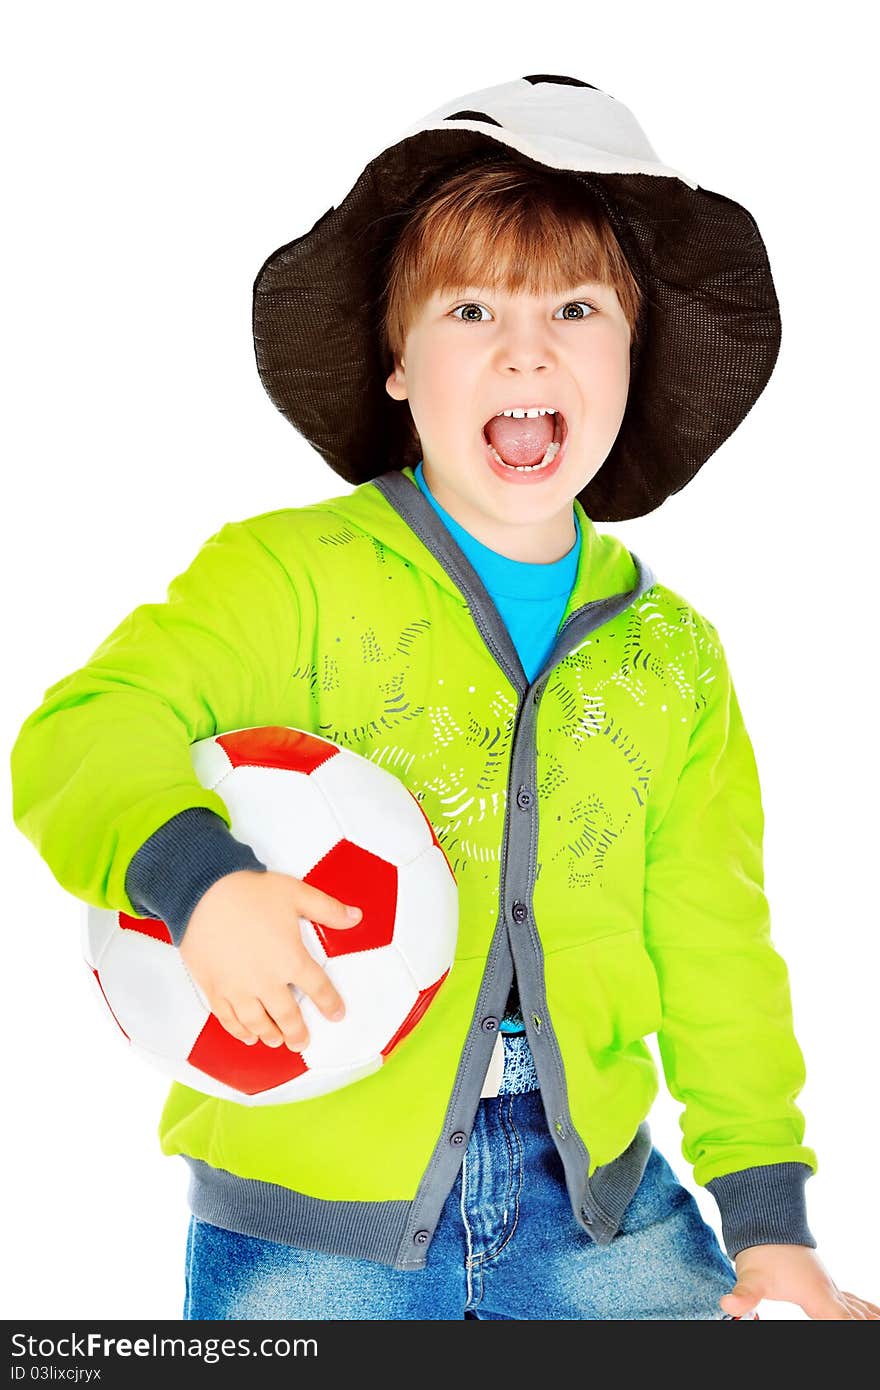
[413,460,582,1033]
[413,460,581,683]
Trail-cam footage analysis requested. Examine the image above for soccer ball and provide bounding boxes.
[81,726,458,1105]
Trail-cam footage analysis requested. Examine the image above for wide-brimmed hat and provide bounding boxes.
[252,74,781,521]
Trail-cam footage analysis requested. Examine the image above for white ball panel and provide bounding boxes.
[82,958,130,1037]
[394,845,460,986]
[81,903,118,969]
[132,1043,231,1096]
[297,944,418,1068]
[211,765,344,879]
[297,916,329,968]
[99,931,209,1055]
[312,749,431,866]
[189,736,234,791]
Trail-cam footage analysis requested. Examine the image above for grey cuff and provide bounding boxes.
[705,1161,817,1259]
[124,806,267,946]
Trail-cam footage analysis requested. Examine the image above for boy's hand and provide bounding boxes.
[719,1245,880,1319]
[178,868,362,1051]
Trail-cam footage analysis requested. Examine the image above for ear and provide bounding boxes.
[385,356,408,402]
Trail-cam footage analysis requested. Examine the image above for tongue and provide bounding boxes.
[484,412,554,467]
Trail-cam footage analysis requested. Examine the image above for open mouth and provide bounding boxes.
[480,409,568,474]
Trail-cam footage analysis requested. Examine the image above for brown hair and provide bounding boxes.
[379,157,644,370]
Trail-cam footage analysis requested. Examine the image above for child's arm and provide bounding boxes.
[10,517,299,926]
[10,516,381,1048]
[642,612,819,1263]
[125,805,265,945]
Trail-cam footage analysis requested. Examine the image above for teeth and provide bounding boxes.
[487,440,561,472]
[495,407,557,418]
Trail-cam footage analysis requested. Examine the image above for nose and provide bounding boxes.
[494,319,556,374]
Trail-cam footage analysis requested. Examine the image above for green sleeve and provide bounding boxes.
[10,518,300,917]
[643,615,819,1195]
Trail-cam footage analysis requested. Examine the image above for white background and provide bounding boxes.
[4,0,877,1323]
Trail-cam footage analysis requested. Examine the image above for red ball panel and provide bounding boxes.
[189,1013,309,1094]
[217,726,340,774]
[381,969,450,1058]
[304,839,397,957]
[119,912,173,944]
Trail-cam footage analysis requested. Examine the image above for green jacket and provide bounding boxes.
[10,466,818,1267]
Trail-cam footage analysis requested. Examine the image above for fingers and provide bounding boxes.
[227,992,309,1051]
[213,996,262,1046]
[262,985,314,1050]
[300,881,362,930]
[200,877,359,1051]
[218,962,346,1052]
[841,1292,880,1319]
[289,949,347,1024]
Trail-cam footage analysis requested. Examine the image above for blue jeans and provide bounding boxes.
[183,1089,741,1320]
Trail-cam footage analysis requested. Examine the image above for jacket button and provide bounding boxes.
[481,1015,500,1032]
[512,901,528,924]
[516,786,532,810]
[413,1229,430,1245]
[450,1130,467,1146]
[581,1207,594,1226]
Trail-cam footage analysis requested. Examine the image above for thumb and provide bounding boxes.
[719,1280,762,1316]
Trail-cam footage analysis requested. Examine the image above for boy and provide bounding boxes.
[11,75,878,1320]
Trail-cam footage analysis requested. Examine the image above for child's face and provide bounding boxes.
[385,279,632,561]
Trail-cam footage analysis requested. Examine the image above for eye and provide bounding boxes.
[449,298,598,323]
[553,300,597,320]
[450,302,491,322]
